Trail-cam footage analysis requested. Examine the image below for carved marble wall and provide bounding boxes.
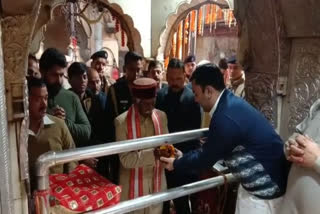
[235,0,281,127]
[235,0,320,139]
[0,23,13,214]
[277,0,320,139]
[282,39,320,138]
[1,0,42,213]
[245,72,278,127]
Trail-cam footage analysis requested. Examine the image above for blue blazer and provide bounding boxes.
[174,90,289,199]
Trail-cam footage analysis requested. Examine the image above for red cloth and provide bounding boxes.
[112,68,119,80]
[192,170,221,214]
[192,170,238,214]
[49,164,121,212]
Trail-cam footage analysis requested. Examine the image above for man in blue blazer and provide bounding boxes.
[161,63,290,214]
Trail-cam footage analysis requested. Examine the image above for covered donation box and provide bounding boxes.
[36,164,122,213]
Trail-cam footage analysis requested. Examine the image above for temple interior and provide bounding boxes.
[0,0,319,213]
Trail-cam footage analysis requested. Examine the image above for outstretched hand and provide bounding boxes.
[160,157,176,171]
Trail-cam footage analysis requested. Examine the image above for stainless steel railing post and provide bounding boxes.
[86,173,237,214]
[35,129,208,214]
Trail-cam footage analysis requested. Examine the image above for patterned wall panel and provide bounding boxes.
[245,72,278,127]
[287,39,320,134]
[236,0,280,126]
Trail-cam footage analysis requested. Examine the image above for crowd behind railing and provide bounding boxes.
[26,48,320,214]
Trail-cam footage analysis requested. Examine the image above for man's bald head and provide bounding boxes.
[88,68,102,95]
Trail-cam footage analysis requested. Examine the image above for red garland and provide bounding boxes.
[34,189,50,214]
[115,18,120,32]
[121,28,126,47]
[71,37,77,49]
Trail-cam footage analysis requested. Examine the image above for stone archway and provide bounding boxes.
[156,0,230,60]
[99,0,143,55]
[31,0,144,57]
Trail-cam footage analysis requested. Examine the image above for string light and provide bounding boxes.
[169,3,237,57]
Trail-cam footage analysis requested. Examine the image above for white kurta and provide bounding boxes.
[279,165,320,214]
[235,186,283,214]
[279,99,320,214]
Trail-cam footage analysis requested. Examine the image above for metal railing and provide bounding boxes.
[35,128,236,213]
[36,128,208,191]
[86,173,236,214]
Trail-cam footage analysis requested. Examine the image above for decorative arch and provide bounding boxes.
[99,0,143,55]
[225,0,234,9]
[31,0,143,56]
[157,0,230,60]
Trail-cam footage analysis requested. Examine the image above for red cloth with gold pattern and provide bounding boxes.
[49,164,121,212]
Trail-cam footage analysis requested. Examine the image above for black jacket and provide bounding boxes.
[70,89,109,144]
[156,86,202,153]
[106,77,133,142]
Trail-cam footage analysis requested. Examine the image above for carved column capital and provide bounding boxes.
[2,15,35,84]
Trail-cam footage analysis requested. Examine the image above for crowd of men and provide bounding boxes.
[27,47,320,214]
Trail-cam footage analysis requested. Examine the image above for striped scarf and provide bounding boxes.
[127,104,163,199]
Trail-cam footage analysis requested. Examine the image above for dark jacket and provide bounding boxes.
[156,86,201,153]
[174,90,290,199]
[69,89,109,144]
[89,91,109,143]
[106,76,133,142]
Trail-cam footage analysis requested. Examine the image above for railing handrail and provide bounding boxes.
[35,128,208,191]
[85,173,236,214]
